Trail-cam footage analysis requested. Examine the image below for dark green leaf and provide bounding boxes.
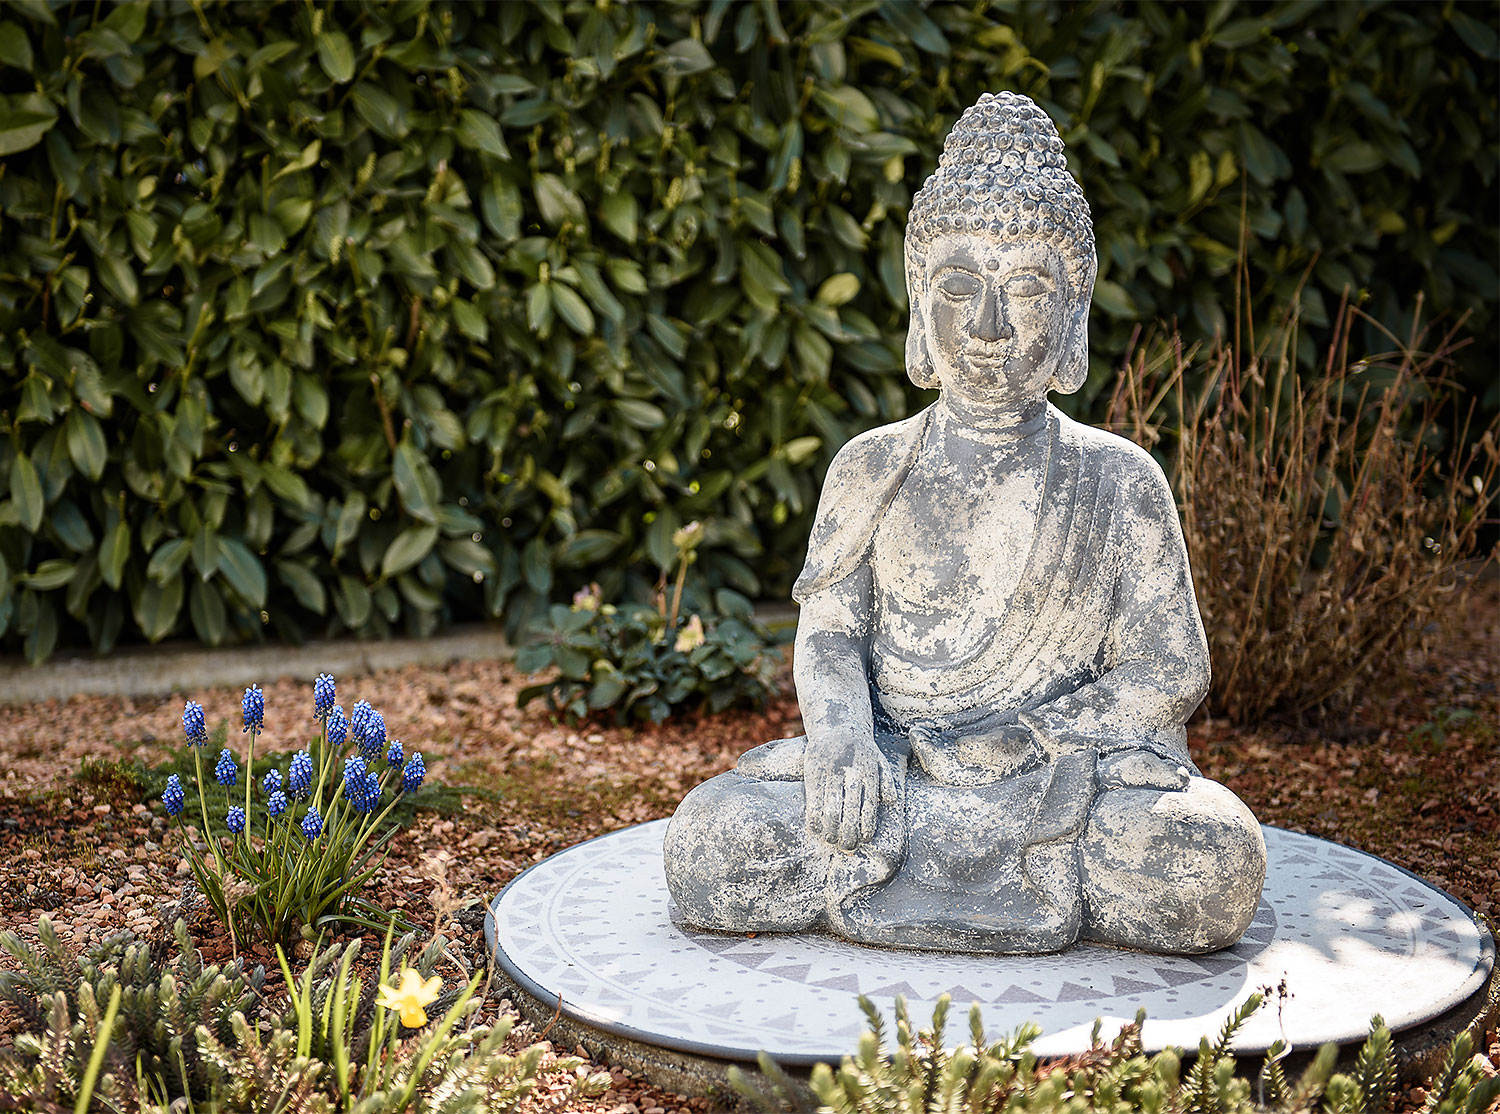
[316,30,355,83]
[10,453,43,532]
[382,524,438,578]
[218,537,268,607]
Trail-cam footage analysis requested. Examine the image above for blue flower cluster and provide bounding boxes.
[327,705,348,748]
[163,678,430,862]
[288,750,313,798]
[402,753,425,794]
[182,701,208,746]
[162,775,184,816]
[215,748,238,787]
[350,700,387,763]
[350,700,373,742]
[242,685,264,733]
[314,672,336,718]
[342,756,383,813]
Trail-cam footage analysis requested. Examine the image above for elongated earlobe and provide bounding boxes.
[905,251,941,389]
[1047,305,1090,396]
[906,319,940,389]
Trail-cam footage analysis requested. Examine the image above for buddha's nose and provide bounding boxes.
[974,282,1012,343]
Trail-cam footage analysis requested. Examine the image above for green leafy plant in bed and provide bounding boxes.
[518,521,784,724]
[0,914,265,1107]
[733,992,1500,1114]
[0,913,608,1112]
[162,672,429,950]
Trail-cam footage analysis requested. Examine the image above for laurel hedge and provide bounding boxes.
[0,0,1495,662]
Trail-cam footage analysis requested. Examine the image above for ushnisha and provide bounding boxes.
[663,92,1266,955]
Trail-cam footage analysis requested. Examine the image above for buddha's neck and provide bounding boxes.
[938,393,1049,445]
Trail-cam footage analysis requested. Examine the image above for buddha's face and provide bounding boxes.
[918,233,1071,409]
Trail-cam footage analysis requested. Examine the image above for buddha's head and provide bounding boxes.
[905,92,1096,408]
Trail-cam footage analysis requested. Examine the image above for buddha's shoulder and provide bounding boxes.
[825,407,931,479]
[1053,410,1176,509]
[1055,409,1166,481]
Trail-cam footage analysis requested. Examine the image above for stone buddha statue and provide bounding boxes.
[664,92,1266,955]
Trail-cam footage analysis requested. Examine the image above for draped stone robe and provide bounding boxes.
[664,402,1252,955]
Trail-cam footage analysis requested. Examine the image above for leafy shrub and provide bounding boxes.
[0,914,265,1106]
[164,673,429,948]
[1108,296,1499,724]
[0,914,609,1113]
[0,1,1494,663]
[517,522,784,723]
[731,992,1500,1114]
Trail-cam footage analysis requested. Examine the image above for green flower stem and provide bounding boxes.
[191,747,228,875]
[312,719,338,814]
[243,725,256,853]
[345,790,404,867]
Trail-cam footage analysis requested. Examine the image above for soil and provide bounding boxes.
[1,583,1495,1112]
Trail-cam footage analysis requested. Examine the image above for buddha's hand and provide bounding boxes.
[803,732,882,851]
[1098,748,1190,792]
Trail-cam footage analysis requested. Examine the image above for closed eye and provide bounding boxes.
[937,270,981,299]
[1006,272,1053,298]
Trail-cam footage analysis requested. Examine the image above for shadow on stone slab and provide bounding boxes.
[490,967,820,1113]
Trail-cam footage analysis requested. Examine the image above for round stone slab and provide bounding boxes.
[486,821,1493,1063]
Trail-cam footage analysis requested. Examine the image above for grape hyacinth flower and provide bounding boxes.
[268,790,288,818]
[215,748,238,787]
[301,806,323,840]
[226,806,246,835]
[288,750,313,798]
[350,700,373,743]
[263,768,282,797]
[314,672,336,718]
[327,705,348,749]
[343,756,369,808]
[402,753,425,794]
[242,685,264,733]
[387,739,403,768]
[182,701,208,746]
[162,775,184,816]
[355,708,386,763]
[362,770,381,812]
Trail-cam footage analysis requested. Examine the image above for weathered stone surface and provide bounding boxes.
[663,90,1266,955]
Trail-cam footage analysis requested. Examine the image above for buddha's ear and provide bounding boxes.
[1047,301,1090,396]
[905,250,941,389]
[1048,259,1096,396]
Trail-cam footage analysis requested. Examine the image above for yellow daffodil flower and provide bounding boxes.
[375,968,443,1028]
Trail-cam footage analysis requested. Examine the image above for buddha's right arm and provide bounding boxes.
[793,567,875,746]
[794,567,884,849]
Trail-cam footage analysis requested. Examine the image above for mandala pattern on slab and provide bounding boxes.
[487,821,1493,1062]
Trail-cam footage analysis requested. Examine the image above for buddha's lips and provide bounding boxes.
[963,350,1009,369]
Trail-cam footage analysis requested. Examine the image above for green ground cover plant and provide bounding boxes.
[164,672,430,949]
[732,993,1500,1114]
[0,914,610,1112]
[517,518,785,723]
[0,0,1494,662]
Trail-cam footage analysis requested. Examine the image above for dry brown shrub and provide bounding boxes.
[1108,292,1498,725]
